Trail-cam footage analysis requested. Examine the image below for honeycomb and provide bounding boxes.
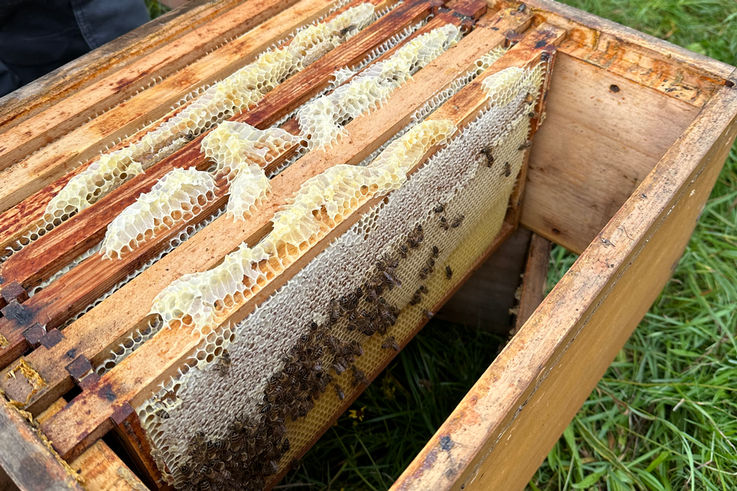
[36,3,376,242]
[150,243,268,332]
[136,58,546,489]
[100,168,217,259]
[200,121,301,181]
[44,149,143,225]
[148,119,454,335]
[298,24,462,149]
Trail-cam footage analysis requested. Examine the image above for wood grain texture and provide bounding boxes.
[39,20,555,462]
[519,0,735,82]
[0,0,417,370]
[393,74,737,491]
[513,231,550,331]
[0,398,83,490]
[0,0,244,127]
[520,53,700,253]
[36,399,147,491]
[0,0,300,171]
[0,0,343,219]
[71,441,148,491]
[0,9,532,416]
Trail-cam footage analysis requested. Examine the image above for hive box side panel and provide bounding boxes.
[521,53,700,253]
[393,77,737,490]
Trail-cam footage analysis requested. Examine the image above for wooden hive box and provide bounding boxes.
[0,0,734,489]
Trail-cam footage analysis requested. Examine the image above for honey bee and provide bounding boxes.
[381,336,400,351]
[215,349,231,376]
[350,366,368,387]
[339,24,356,37]
[480,146,494,167]
[433,204,445,214]
[451,215,464,228]
[518,140,532,150]
[156,408,170,419]
[334,383,345,400]
[445,265,453,279]
[432,245,439,258]
[440,216,449,230]
[399,244,408,258]
[502,161,512,177]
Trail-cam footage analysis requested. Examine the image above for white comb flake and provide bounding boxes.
[226,165,271,220]
[149,119,455,333]
[42,3,376,234]
[100,168,216,259]
[44,149,143,222]
[298,24,462,149]
[201,121,301,180]
[150,244,268,331]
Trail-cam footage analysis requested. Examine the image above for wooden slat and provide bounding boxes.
[521,53,700,253]
[0,0,244,127]
[513,231,550,331]
[0,7,533,417]
[71,442,149,491]
[0,9,457,298]
[0,0,353,223]
[393,73,737,491]
[40,19,558,463]
[0,397,83,490]
[37,399,148,491]
[0,0,426,370]
[519,0,735,83]
[0,0,302,171]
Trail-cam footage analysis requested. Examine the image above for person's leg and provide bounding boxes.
[0,0,149,97]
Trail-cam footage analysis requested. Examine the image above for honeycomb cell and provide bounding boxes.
[298,24,461,149]
[100,167,216,259]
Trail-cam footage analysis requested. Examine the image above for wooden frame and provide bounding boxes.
[0,0,734,488]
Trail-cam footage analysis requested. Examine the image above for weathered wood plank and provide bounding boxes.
[0,0,431,371]
[524,0,734,85]
[0,0,354,219]
[0,397,83,490]
[71,441,149,491]
[36,399,148,491]
[40,20,559,462]
[0,0,301,171]
[0,0,243,127]
[520,53,700,253]
[392,73,737,491]
[513,231,550,331]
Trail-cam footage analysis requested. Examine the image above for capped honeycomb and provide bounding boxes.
[298,24,462,149]
[34,3,376,246]
[100,168,217,259]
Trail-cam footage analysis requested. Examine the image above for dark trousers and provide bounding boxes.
[0,0,149,97]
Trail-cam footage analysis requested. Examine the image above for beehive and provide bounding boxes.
[0,0,734,489]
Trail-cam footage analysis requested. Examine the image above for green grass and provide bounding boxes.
[280,0,737,489]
